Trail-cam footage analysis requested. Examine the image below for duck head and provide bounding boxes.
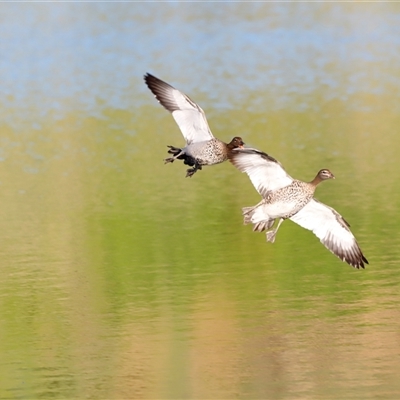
[311,169,335,185]
[228,137,245,149]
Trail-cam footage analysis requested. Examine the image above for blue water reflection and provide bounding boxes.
[2,3,400,120]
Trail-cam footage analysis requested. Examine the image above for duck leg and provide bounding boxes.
[266,218,284,243]
[164,146,184,164]
[186,163,202,178]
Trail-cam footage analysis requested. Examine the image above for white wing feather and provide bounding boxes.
[230,148,293,196]
[290,199,367,268]
[144,73,213,144]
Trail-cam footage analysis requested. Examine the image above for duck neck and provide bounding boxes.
[310,175,323,186]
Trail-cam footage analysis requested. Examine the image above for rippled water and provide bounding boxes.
[0,3,400,399]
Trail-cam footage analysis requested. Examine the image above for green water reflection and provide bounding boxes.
[1,100,399,398]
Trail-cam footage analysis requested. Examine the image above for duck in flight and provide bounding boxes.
[229,148,368,269]
[144,73,244,177]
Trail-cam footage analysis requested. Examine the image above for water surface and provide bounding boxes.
[0,3,399,399]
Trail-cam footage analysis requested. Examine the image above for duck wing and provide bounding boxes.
[144,73,214,145]
[289,199,368,269]
[229,148,293,195]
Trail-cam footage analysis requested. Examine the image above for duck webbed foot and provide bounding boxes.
[185,163,202,178]
[164,157,175,164]
[164,146,184,164]
[167,145,182,156]
[266,230,277,243]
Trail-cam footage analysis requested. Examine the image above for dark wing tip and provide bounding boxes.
[143,73,179,113]
[144,72,158,87]
[325,234,368,269]
[259,151,279,164]
[144,72,173,91]
[347,250,368,269]
[230,147,280,164]
[144,72,162,83]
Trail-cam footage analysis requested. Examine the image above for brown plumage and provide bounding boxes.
[229,148,368,269]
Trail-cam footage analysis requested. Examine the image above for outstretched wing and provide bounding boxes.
[144,73,214,144]
[229,148,293,195]
[290,199,368,269]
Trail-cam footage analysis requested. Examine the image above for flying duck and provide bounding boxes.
[229,148,368,269]
[144,73,244,177]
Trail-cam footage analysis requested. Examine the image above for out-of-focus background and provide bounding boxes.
[1,3,399,399]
